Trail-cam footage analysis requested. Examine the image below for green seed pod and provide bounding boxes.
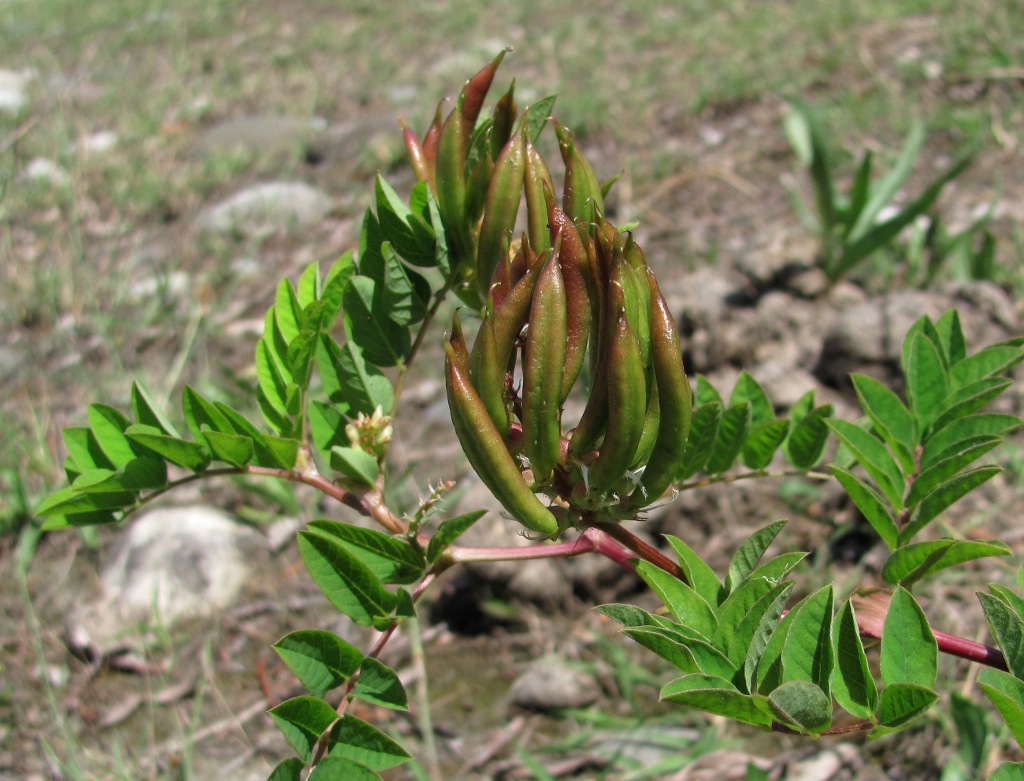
[490,80,517,161]
[445,332,559,537]
[524,138,555,254]
[436,98,473,275]
[470,308,512,436]
[554,120,604,226]
[492,259,540,362]
[477,128,526,300]
[521,244,567,483]
[465,149,494,230]
[586,298,647,496]
[630,377,661,472]
[633,270,692,507]
[548,204,592,403]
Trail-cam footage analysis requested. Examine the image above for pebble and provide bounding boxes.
[509,655,599,711]
[195,181,333,236]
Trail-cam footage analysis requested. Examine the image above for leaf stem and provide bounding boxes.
[391,278,457,414]
[679,468,831,492]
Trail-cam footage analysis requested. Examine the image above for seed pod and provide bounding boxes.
[477,128,526,299]
[586,297,647,495]
[460,48,508,138]
[421,102,443,191]
[554,120,604,226]
[490,80,517,160]
[402,120,432,187]
[521,244,567,482]
[630,377,661,472]
[548,205,592,402]
[436,98,473,273]
[633,270,692,507]
[492,259,540,362]
[470,308,512,436]
[617,254,653,373]
[524,138,555,254]
[445,333,559,537]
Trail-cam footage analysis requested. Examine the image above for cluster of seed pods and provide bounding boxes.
[404,52,692,537]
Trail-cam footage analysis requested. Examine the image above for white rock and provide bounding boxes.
[66,506,265,656]
[196,181,333,236]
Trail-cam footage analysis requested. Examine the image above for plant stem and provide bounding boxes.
[679,468,831,492]
[392,278,456,413]
[587,520,686,582]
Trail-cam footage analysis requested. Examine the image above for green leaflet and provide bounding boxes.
[826,418,904,510]
[881,587,937,689]
[623,627,700,673]
[274,630,364,699]
[850,373,915,474]
[353,657,408,711]
[329,446,380,488]
[426,510,485,563]
[882,539,1010,588]
[922,413,1021,468]
[325,715,411,771]
[832,600,877,719]
[306,520,425,585]
[730,372,774,427]
[725,520,786,594]
[664,535,724,607]
[342,275,411,368]
[780,585,834,699]
[705,402,751,476]
[783,400,833,470]
[978,668,1024,750]
[980,592,1024,680]
[829,465,898,550]
[125,425,211,472]
[900,466,1000,543]
[317,336,394,417]
[906,331,950,431]
[307,758,380,781]
[905,436,1001,507]
[87,404,139,467]
[635,560,717,640]
[677,402,722,480]
[298,531,397,626]
[375,175,436,268]
[269,696,338,762]
[768,680,831,735]
[741,419,789,471]
[875,683,939,731]
[661,674,773,728]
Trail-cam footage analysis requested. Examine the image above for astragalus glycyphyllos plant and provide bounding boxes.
[36,53,1024,780]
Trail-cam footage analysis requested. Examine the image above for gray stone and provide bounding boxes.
[195,181,333,236]
[509,655,599,711]
[191,114,327,158]
[65,506,266,656]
